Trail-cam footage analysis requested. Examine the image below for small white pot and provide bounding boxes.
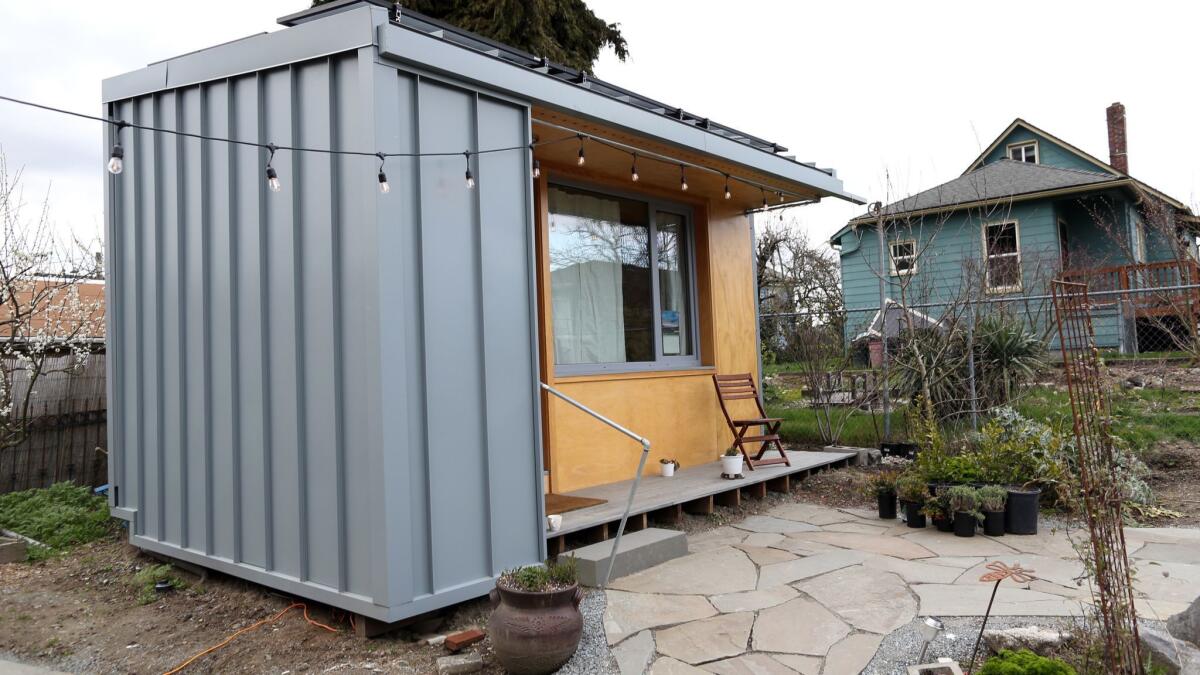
[546,514,562,532]
[660,463,675,477]
[720,454,744,475]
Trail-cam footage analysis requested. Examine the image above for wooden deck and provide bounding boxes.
[545,450,856,549]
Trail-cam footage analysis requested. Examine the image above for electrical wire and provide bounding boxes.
[160,602,338,675]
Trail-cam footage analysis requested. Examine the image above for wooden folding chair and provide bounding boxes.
[712,373,789,470]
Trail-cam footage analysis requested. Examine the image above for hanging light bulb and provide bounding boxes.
[778,191,785,203]
[106,122,127,174]
[723,174,731,200]
[264,144,281,193]
[761,188,768,211]
[631,153,639,182]
[576,135,586,166]
[530,143,540,179]
[376,153,390,194]
[679,164,688,191]
[464,151,475,189]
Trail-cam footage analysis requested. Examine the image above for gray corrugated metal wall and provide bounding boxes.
[105,45,543,620]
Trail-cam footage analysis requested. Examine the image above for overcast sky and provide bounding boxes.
[2,0,1198,249]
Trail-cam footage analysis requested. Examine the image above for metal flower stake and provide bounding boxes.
[966,562,1037,674]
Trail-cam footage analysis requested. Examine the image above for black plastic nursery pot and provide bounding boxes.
[933,516,953,532]
[1005,487,1041,535]
[877,492,897,519]
[904,501,926,528]
[880,441,919,460]
[953,511,977,537]
[982,510,1005,536]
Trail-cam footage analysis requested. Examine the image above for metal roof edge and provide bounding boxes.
[376,21,861,203]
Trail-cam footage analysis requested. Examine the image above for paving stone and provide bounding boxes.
[613,629,655,675]
[1127,527,1200,545]
[822,521,889,535]
[734,515,822,535]
[837,507,879,520]
[752,597,851,655]
[757,550,869,589]
[1132,542,1200,565]
[655,612,754,665]
[862,555,964,584]
[925,556,986,569]
[822,633,884,675]
[770,503,856,526]
[898,530,1018,557]
[688,527,747,553]
[1134,598,1191,621]
[610,547,757,596]
[604,590,717,645]
[742,532,785,548]
[984,530,1081,558]
[788,531,935,560]
[912,583,1084,617]
[769,654,821,674]
[954,555,1085,593]
[798,567,916,634]
[700,653,798,675]
[436,652,483,674]
[574,528,689,586]
[710,585,799,613]
[735,545,797,566]
[651,657,711,674]
[773,537,846,556]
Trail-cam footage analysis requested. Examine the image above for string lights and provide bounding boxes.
[1,93,812,212]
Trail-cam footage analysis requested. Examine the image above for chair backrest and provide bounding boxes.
[712,373,765,427]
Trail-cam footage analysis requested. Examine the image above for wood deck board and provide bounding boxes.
[548,450,854,537]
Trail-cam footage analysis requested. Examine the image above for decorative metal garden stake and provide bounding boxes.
[966,562,1037,675]
[1052,280,1145,673]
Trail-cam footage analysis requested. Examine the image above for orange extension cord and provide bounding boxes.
[161,602,339,675]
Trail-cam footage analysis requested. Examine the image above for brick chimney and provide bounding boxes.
[1106,102,1128,174]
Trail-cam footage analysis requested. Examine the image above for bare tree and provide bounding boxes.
[0,152,104,451]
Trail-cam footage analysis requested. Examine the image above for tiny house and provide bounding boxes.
[103,0,860,624]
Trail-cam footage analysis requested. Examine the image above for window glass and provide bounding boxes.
[985,222,1021,290]
[1009,142,1037,163]
[890,240,917,275]
[657,212,692,357]
[548,185,653,365]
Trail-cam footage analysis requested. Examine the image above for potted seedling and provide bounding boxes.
[868,469,900,519]
[659,458,680,477]
[1004,485,1041,535]
[945,486,981,538]
[977,485,1007,537]
[896,474,929,528]
[922,495,953,532]
[720,447,744,477]
[489,556,583,674]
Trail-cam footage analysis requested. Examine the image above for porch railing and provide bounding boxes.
[540,382,651,589]
[1061,260,1200,314]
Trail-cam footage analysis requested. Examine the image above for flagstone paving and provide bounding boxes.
[603,500,1200,674]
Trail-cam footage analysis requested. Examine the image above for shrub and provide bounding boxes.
[895,474,929,503]
[0,483,115,560]
[978,485,1007,511]
[974,313,1047,405]
[944,485,979,514]
[920,494,949,521]
[866,469,900,498]
[499,556,578,592]
[978,649,1075,675]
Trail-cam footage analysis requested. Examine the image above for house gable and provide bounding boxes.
[965,120,1120,177]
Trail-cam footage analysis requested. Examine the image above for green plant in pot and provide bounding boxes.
[867,469,900,520]
[896,474,929,528]
[489,556,583,674]
[977,485,1007,537]
[945,485,982,537]
[920,494,952,532]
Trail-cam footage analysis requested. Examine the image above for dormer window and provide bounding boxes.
[1007,141,1039,164]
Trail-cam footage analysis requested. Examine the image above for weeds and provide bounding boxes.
[131,563,187,605]
[0,483,114,560]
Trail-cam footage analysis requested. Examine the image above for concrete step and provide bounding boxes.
[570,527,688,587]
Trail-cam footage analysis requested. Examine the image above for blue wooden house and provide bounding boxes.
[830,103,1198,352]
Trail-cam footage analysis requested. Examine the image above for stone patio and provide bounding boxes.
[602,501,1200,674]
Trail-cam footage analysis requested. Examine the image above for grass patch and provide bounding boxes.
[0,482,115,561]
[131,563,187,605]
[1015,386,1200,450]
[767,404,904,447]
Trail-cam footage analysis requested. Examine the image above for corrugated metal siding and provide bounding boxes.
[106,47,543,620]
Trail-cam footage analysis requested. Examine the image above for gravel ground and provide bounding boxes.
[554,589,617,675]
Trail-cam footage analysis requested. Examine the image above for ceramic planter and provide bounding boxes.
[877,491,898,519]
[488,583,584,674]
[1005,487,1041,535]
[952,511,977,537]
[904,501,926,528]
[720,454,744,475]
[982,510,1005,536]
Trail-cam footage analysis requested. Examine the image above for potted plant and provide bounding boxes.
[720,447,744,476]
[977,485,1007,537]
[868,469,900,519]
[659,458,680,477]
[488,556,583,675]
[896,474,929,528]
[945,486,981,538]
[922,495,953,532]
[1004,486,1041,535]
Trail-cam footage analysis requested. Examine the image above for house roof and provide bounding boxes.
[961,118,1120,177]
[844,159,1120,225]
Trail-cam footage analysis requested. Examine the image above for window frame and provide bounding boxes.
[548,178,702,376]
[982,219,1023,294]
[889,239,918,277]
[1006,140,1039,164]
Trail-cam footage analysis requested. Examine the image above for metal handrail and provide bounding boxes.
[540,382,651,589]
